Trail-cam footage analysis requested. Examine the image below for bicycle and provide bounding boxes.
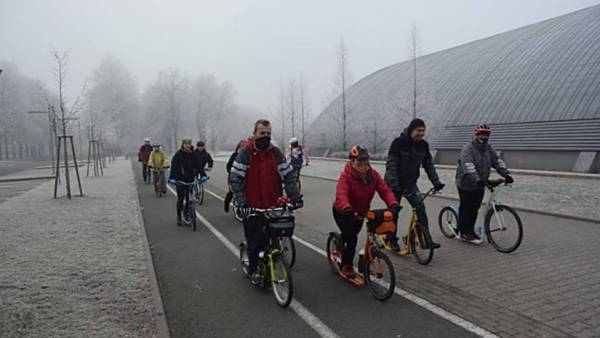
[239,199,296,307]
[193,175,209,205]
[438,178,523,253]
[150,165,169,198]
[383,187,439,265]
[170,179,197,231]
[327,208,397,301]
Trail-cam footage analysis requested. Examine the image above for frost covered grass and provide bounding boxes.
[0,159,158,338]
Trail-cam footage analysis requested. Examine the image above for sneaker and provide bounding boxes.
[424,242,441,249]
[460,233,482,245]
[250,271,262,286]
[388,238,402,252]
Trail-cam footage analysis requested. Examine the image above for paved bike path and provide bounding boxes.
[135,162,476,338]
[135,174,317,337]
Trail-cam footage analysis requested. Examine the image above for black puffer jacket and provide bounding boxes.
[384,128,441,195]
[169,148,200,183]
[195,149,214,170]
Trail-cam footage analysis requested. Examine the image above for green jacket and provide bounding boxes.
[149,149,168,169]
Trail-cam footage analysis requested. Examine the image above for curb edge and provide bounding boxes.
[130,160,171,338]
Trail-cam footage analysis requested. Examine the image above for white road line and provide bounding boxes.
[204,187,498,338]
[167,185,340,338]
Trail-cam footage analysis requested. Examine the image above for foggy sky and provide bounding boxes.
[2,0,600,117]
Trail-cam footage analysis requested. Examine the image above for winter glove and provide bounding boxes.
[504,175,514,184]
[389,204,402,215]
[290,195,304,210]
[235,200,252,219]
[434,182,446,192]
[476,179,487,187]
[342,207,355,218]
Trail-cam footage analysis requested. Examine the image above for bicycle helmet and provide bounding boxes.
[349,145,370,160]
[474,124,491,135]
[289,137,298,145]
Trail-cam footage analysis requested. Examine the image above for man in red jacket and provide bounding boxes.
[138,138,153,183]
[333,145,400,281]
[230,119,303,284]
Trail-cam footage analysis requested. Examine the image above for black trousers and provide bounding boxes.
[333,208,363,267]
[243,215,268,274]
[458,188,485,235]
[142,161,149,182]
[176,185,190,216]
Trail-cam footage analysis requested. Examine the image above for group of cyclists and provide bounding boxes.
[138,116,514,288]
[138,138,213,224]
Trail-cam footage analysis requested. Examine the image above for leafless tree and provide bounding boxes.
[85,55,138,149]
[331,37,353,150]
[408,24,421,119]
[298,73,308,145]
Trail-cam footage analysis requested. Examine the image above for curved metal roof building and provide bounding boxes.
[309,5,600,172]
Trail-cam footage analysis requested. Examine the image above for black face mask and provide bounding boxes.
[291,142,299,148]
[255,136,271,150]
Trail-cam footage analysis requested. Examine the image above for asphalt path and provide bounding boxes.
[135,161,478,338]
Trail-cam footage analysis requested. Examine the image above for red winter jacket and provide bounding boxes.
[229,140,300,209]
[334,162,398,215]
[138,144,152,162]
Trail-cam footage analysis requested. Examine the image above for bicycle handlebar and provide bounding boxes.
[244,204,298,218]
[486,178,509,190]
[169,180,195,186]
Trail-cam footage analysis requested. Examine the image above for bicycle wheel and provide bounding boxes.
[280,237,296,268]
[197,183,205,205]
[409,226,434,265]
[364,250,395,301]
[271,255,294,308]
[438,206,459,238]
[326,232,343,274]
[189,198,197,231]
[484,205,523,253]
[239,242,250,278]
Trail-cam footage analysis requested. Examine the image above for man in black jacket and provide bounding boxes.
[194,141,213,178]
[169,138,200,225]
[384,118,445,251]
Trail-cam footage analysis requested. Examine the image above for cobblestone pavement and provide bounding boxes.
[0,159,158,338]
[302,159,600,222]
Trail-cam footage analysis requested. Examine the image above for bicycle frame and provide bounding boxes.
[398,187,437,252]
[485,184,508,233]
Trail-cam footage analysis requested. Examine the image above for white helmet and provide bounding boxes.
[144,137,150,143]
[289,137,298,145]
